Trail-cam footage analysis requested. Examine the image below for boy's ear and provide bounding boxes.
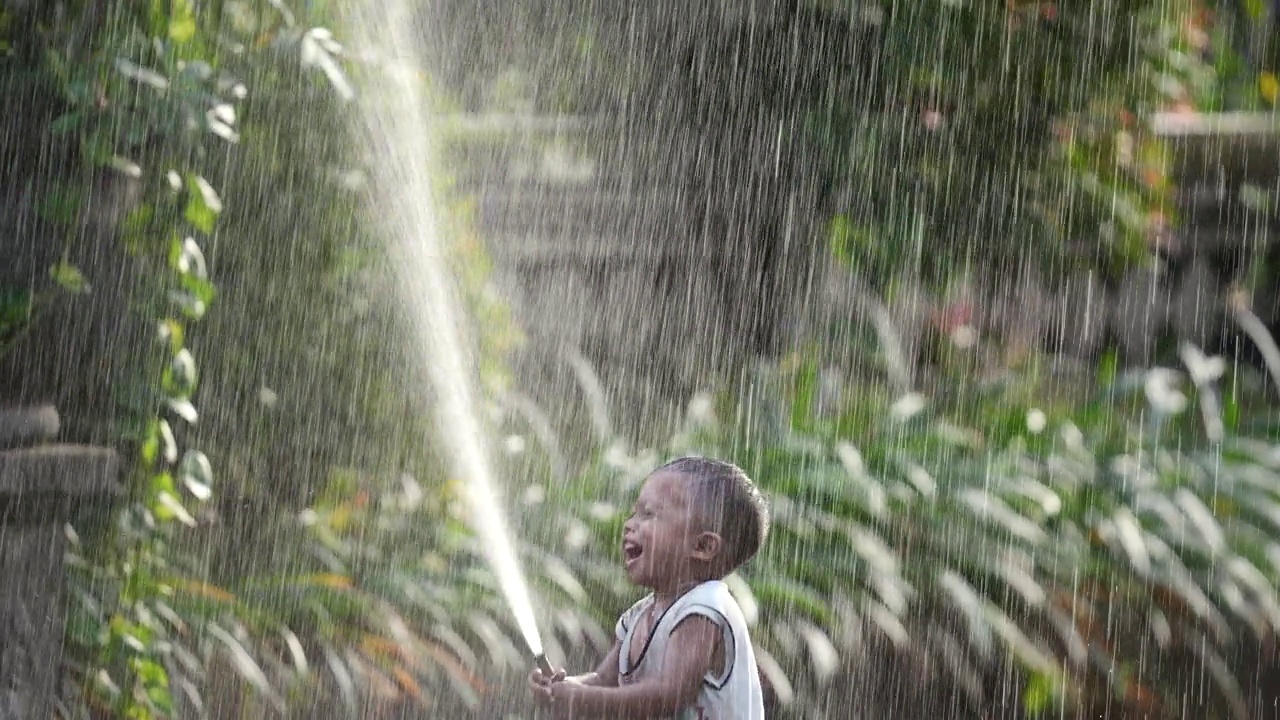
[691,531,723,563]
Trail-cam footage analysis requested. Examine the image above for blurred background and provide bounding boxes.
[3,0,1280,718]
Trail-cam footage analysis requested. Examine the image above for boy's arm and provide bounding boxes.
[569,640,621,687]
[551,616,720,719]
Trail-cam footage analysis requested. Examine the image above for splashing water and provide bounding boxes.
[350,2,546,662]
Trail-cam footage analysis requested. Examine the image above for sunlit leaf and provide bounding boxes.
[281,628,309,676]
[167,397,198,424]
[184,174,222,234]
[298,573,355,591]
[206,109,240,142]
[175,677,205,715]
[140,419,162,466]
[322,643,360,718]
[208,624,284,711]
[50,261,89,294]
[539,555,587,603]
[959,489,1046,544]
[166,348,199,397]
[157,318,184,353]
[170,235,209,279]
[1108,508,1152,577]
[300,27,355,101]
[169,14,196,43]
[93,669,121,701]
[178,449,213,501]
[169,289,207,320]
[938,570,994,658]
[391,665,426,704]
[114,58,169,90]
[172,579,237,604]
[155,490,196,527]
[132,658,173,713]
[796,621,840,682]
[865,600,909,647]
[1022,670,1060,716]
[1174,488,1225,553]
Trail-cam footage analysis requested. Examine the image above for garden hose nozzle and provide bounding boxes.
[534,652,554,677]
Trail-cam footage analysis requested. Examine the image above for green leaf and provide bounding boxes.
[155,490,196,527]
[168,274,216,322]
[93,669,122,703]
[149,471,177,496]
[121,205,157,255]
[169,289,207,320]
[113,58,168,90]
[158,420,178,464]
[79,129,117,167]
[1022,670,1059,716]
[208,624,284,711]
[165,348,198,396]
[50,112,84,135]
[145,677,174,715]
[38,186,82,224]
[170,236,208,278]
[183,273,216,303]
[0,288,32,336]
[165,0,198,43]
[157,319,184,353]
[169,15,196,43]
[50,261,90,294]
[183,175,222,234]
[141,420,177,466]
[179,450,213,502]
[167,397,198,425]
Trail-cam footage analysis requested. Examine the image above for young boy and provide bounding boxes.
[529,456,770,719]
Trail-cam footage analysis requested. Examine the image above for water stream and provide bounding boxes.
[350,0,547,665]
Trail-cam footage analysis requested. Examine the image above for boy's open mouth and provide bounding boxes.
[622,539,643,566]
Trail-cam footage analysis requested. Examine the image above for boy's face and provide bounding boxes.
[621,470,705,591]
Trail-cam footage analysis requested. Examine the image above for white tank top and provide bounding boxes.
[615,580,766,720]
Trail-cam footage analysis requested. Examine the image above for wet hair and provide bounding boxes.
[656,456,770,573]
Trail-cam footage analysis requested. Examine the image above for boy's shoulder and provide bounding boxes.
[615,593,654,636]
[672,580,741,618]
[616,581,745,637]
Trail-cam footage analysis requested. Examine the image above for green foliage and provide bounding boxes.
[30,0,527,714]
[134,468,607,717]
[817,0,1280,289]
[182,4,446,516]
[517,348,1280,719]
[27,1,243,717]
[0,288,32,349]
[1046,0,1222,277]
[813,0,1152,284]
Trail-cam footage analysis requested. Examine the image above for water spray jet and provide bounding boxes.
[351,0,555,676]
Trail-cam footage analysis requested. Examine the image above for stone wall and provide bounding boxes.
[0,406,119,720]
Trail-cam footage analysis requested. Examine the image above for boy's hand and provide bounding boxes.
[546,680,584,718]
[528,665,567,702]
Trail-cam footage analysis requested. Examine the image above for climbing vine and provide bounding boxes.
[30,2,233,716]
